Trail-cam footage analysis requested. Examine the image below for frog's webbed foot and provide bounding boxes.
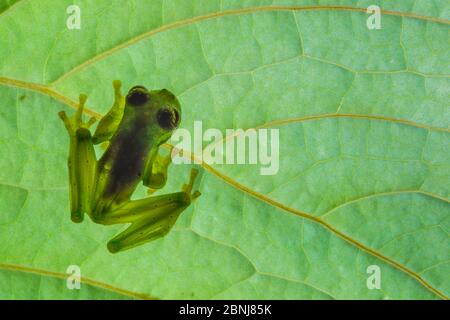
[58,94,97,136]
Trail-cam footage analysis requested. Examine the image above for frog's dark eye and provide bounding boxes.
[127,87,149,106]
[156,108,180,130]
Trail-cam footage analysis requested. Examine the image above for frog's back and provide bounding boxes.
[96,115,153,208]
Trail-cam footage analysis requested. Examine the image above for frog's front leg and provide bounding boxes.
[99,169,201,253]
[92,80,125,145]
[58,95,98,222]
[143,145,176,195]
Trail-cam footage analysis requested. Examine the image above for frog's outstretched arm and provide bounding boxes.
[99,169,201,253]
[92,80,125,145]
[58,95,97,222]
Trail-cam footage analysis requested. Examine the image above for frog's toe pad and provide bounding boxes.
[107,240,120,254]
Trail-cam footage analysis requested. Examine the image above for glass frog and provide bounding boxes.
[58,81,200,253]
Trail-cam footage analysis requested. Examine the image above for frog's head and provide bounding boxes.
[125,85,181,142]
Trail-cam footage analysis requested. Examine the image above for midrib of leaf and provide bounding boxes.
[0,74,448,299]
[0,76,102,118]
[3,76,449,135]
[48,5,450,86]
[0,263,155,299]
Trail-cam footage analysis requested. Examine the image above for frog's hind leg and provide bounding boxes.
[58,95,97,222]
[104,169,201,253]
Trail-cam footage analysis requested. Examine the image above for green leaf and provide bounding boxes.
[0,0,448,299]
[0,268,135,299]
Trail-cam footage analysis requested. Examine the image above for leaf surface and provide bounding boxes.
[0,0,448,299]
